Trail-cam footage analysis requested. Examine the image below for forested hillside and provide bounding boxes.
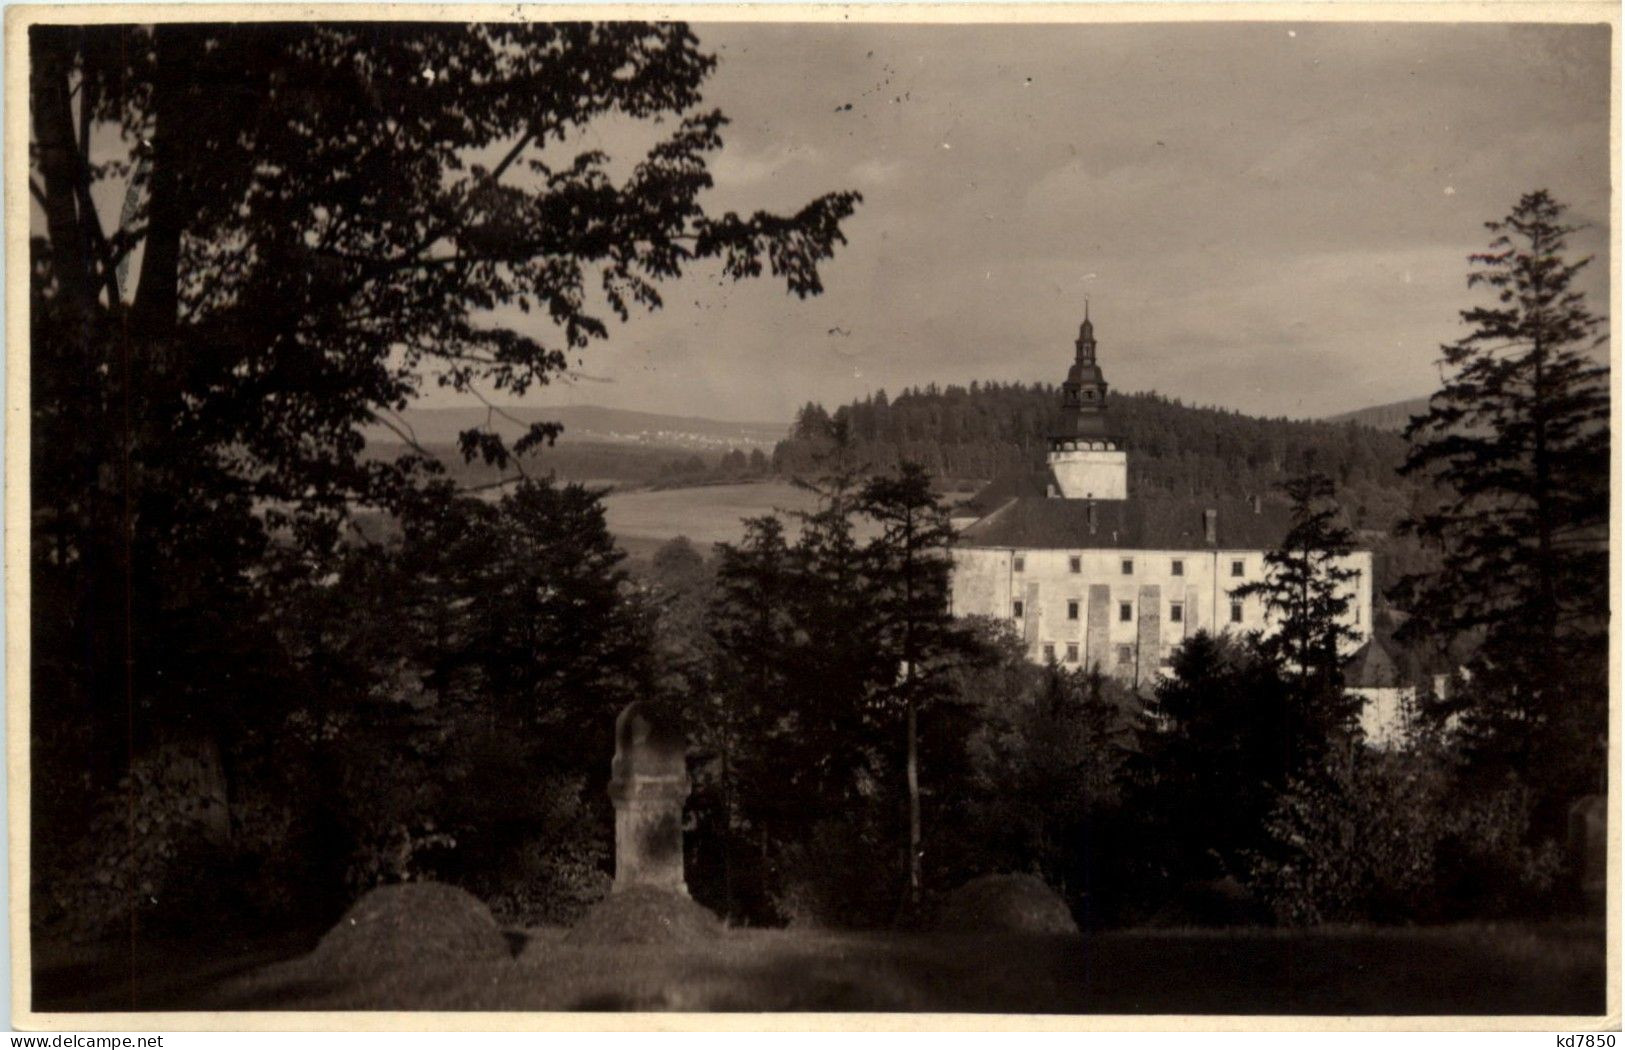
[773,383,1435,534]
[1323,396,1432,432]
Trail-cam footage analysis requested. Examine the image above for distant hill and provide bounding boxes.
[366,404,786,452]
[1323,396,1432,433]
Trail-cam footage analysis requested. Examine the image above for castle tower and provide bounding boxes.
[1047,305,1128,499]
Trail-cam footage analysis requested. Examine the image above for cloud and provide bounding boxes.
[425,22,1610,425]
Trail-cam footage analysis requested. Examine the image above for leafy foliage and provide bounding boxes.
[30,21,857,938]
[1124,633,1300,903]
[1253,746,1564,925]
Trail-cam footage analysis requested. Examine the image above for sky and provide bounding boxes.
[492,19,1610,425]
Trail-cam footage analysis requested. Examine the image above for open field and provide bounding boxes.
[601,481,885,554]
[34,922,1606,1015]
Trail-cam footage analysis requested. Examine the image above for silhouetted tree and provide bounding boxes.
[859,462,961,909]
[1127,632,1297,908]
[1234,471,1363,750]
[1396,190,1610,824]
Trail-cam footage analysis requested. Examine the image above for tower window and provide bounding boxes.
[1116,644,1134,665]
[1013,555,1025,573]
[1121,558,1134,575]
[1170,601,1184,624]
[1066,642,1080,663]
[1171,559,1184,577]
[1119,601,1133,623]
[1231,559,1245,577]
[1067,600,1080,621]
[1012,600,1024,619]
[1230,600,1243,624]
[1069,556,1082,574]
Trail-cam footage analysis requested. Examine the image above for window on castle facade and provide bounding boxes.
[1170,601,1184,624]
[1119,601,1132,622]
[1069,556,1082,573]
[1231,559,1245,577]
[1121,558,1134,575]
[1012,600,1024,619]
[1171,559,1184,576]
[1013,555,1025,573]
[1043,643,1056,663]
[1230,600,1243,624]
[1066,642,1079,663]
[1116,644,1134,664]
[1067,599,1079,621]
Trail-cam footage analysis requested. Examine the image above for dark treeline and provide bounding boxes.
[774,384,1426,531]
[654,461,1580,929]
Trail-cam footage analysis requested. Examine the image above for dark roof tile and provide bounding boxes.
[957,494,1295,551]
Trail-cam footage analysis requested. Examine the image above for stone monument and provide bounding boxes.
[1568,793,1605,913]
[608,701,691,896]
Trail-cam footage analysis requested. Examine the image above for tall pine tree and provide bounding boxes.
[1396,190,1609,823]
[859,462,961,909]
[1234,471,1364,749]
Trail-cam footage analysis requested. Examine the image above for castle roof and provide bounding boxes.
[957,488,1294,551]
[1346,637,1404,690]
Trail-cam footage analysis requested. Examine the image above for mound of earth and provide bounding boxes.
[935,874,1079,935]
[309,882,511,970]
[562,887,722,947]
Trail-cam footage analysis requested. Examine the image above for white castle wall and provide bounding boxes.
[951,545,1374,684]
[1047,447,1128,500]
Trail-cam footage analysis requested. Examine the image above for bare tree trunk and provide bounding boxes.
[906,695,920,908]
[31,29,94,315]
[131,25,185,340]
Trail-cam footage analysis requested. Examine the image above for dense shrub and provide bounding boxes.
[1252,747,1564,924]
[770,817,902,929]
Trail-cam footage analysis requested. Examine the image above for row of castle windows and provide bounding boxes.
[1053,440,1118,452]
[1012,597,1244,625]
[1014,555,1250,578]
[1040,641,1172,667]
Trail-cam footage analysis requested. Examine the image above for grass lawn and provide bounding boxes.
[602,481,884,554]
[38,922,1606,1015]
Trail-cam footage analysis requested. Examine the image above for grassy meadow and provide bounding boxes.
[602,480,885,560]
[35,922,1606,1015]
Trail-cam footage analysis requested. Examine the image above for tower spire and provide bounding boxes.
[1048,309,1128,499]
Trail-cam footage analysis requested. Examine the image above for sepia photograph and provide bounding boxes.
[8,4,1617,1026]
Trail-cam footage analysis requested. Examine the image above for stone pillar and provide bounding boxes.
[1022,580,1042,657]
[609,702,691,896]
[1135,584,1162,688]
[1568,794,1605,913]
[1085,584,1111,673]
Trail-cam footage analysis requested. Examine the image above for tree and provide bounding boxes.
[30,21,858,934]
[1127,632,1297,909]
[858,462,961,909]
[1395,191,1609,822]
[959,654,1134,919]
[1233,470,1363,749]
[703,516,796,918]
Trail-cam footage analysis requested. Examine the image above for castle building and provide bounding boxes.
[950,310,1373,687]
